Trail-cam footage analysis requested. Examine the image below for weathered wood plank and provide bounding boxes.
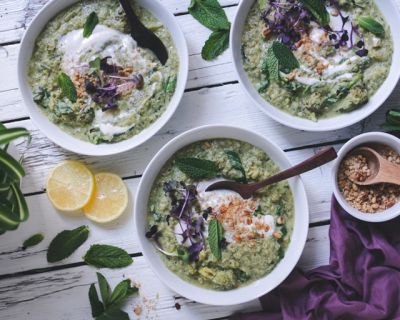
[0,225,329,320]
[0,0,239,45]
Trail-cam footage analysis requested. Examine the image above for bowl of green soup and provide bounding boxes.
[18,0,188,156]
[231,0,400,132]
[135,125,309,305]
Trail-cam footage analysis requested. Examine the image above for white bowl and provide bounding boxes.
[134,125,309,305]
[231,0,400,132]
[18,0,188,156]
[332,132,400,222]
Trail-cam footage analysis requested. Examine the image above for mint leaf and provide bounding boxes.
[201,30,230,61]
[83,244,133,269]
[386,109,400,126]
[175,158,219,180]
[225,150,247,183]
[265,46,280,81]
[208,219,224,259]
[22,233,44,249]
[264,41,299,81]
[47,226,89,263]
[57,72,77,103]
[89,57,101,75]
[188,0,230,31]
[299,0,330,26]
[89,284,104,317]
[83,12,99,38]
[97,272,111,308]
[109,279,138,307]
[96,309,130,320]
[357,17,385,35]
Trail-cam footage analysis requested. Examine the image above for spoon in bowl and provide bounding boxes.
[348,147,400,186]
[205,147,338,199]
[119,0,168,65]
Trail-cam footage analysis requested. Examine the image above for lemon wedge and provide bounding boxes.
[46,160,94,212]
[84,173,128,223]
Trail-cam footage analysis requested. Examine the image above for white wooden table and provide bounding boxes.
[0,0,399,319]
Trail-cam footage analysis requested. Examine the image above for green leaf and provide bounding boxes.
[264,42,299,81]
[97,272,111,308]
[10,183,29,222]
[83,12,99,38]
[207,219,224,259]
[22,233,44,249]
[0,202,20,231]
[0,148,25,181]
[83,244,133,269]
[47,226,89,263]
[386,109,400,126]
[109,279,138,307]
[57,73,77,103]
[253,205,264,217]
[175,158,219,180]
[357,17,385,35]
[299,0,330,26]
[225,150,247,183]
[89,284,104,317]
[96,308,130,320]
[89,57,101,75]
[0,128,31,145]
[201,30,230,61]
[188,0,230,31]
[162,76,177,93]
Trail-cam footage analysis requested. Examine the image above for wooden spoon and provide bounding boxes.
[348,147,400,186]
[119,0,168,65]
[205,147,338,199]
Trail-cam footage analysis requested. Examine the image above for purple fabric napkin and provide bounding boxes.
[231,197,400,320]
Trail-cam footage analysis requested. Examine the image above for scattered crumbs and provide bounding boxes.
[174,302,181,310]
[133,305,142,316]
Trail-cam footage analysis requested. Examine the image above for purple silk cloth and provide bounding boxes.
[231,197,400,320]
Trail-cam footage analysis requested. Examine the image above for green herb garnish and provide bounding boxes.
[22,233,44,249]
[188,0,231,61]
[89,272,138,319]
[175,157,219,180]
[299,0,330,26]
[57,72,78,103]
[47,226,89,263]
[383,109,400,131]
[83,12,99,38]
[357,17,385,35]
[88,57,101,75]
[225,150,247,183]
[208,219,224,259]
[83,244,133,269]
[253,205,264,217]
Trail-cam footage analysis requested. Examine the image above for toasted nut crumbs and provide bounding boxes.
[338,146,400,213]
[133,305,142,315]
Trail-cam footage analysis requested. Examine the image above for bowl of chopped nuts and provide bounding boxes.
[333,132,400,222]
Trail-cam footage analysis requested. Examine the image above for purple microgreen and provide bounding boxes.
[355,48,369,57]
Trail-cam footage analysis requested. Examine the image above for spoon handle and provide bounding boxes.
[250,147,338,192]
[118,0,147,32]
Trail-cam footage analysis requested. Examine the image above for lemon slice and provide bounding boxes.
[47,160,94,212]
[84,173,128,223]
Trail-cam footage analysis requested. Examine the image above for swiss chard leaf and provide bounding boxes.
[47,226,89,262]
[22,233,44,249]
[188,0,230,31]
[201,30,230,61]
[175,158,219,180]
[299,0,330,26]
[83,244,133,269]
[0,128,31,145]
[57,73,77,103]
[83,12,99,38]
[10,182,29,222]
[225,150,247,183]
[207,219,224,259]
[0,148,25,181]
[357,17,385,35]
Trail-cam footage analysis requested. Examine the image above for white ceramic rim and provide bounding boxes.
[231,0,400,132]
[332,132,400,222]
[134,124,309,305]
[17,0,188,156]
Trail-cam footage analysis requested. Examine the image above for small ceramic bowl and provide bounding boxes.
[332,132,400,222]
[18,0,188,156]
[230,0,400,132]
[135,125,309,305]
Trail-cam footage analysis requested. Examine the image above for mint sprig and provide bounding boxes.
[83,244,133,269]
[22,233,44,249]
[188,0,231,61]
[175,157,219,180]
[83,12,99,38]
[208,219,224,259]
[57,73,77,103]
[89,272,138,319]
[357,17,385,35]
[299,0,330,26]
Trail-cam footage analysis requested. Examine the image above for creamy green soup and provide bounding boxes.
[29,0,179,144]
[147,139,294,290]
[242,0,393,121]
